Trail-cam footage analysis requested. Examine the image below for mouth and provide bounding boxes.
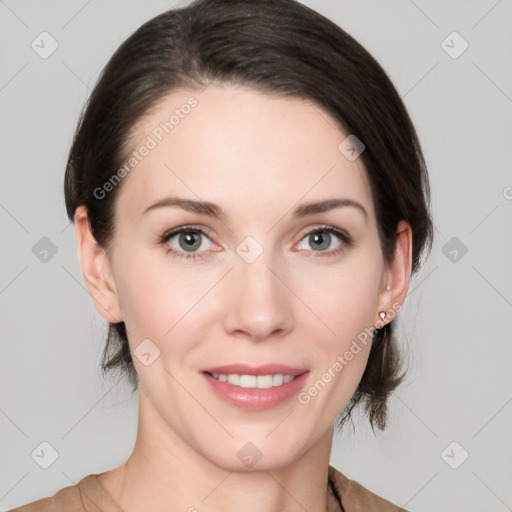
[200,364,310,411]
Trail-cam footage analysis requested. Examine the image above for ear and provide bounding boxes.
[74,205,123,323]
[375,220,413,326]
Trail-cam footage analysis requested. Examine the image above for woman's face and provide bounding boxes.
[84,84,405,470]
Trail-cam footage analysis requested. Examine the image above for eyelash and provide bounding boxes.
[157,224,352,261]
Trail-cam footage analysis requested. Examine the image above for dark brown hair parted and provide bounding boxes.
[64,0,434,432]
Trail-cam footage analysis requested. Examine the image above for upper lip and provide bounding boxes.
[202,364,309,376]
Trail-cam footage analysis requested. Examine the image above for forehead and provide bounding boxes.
[117,84,375,226]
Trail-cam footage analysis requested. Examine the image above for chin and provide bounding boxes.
[199,433,308,473]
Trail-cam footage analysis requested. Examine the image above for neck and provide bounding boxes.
[98,389,339,512]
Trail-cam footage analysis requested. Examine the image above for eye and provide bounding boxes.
[158,224,352,261]
[158,225,216,261]
[295,226,352,257]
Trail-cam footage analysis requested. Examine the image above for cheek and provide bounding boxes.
[110,244,219,354]
[296,249,382,343]
[293,247,381,403]
[110,245,181,341]
[298,269,376,416]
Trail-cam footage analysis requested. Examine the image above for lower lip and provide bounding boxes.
[202,372,310,411]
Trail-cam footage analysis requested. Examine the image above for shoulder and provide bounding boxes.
[8,480,83,512]
[8,474,120,512]
[328,465,408,512]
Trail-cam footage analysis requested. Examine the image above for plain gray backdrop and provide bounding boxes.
[1,0,511,510]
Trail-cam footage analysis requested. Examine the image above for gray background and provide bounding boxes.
[1,0,511,510]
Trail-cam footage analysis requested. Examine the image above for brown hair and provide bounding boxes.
[64,0,434,432]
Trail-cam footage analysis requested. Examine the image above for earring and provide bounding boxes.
[379,311,386,320]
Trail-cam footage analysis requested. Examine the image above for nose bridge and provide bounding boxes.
[236,237,283,307]
[223,235,294,340]
[238,247,278,296]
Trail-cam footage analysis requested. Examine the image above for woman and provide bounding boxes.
[11,0,433,510]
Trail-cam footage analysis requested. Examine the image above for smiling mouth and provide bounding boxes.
[201,369,310,411]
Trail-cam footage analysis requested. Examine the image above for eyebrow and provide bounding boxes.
[142,196,368,223]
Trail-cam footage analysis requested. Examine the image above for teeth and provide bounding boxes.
[273,374,284,386]
[211,373,296,388]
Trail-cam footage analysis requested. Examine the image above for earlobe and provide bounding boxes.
[74,205,123,324]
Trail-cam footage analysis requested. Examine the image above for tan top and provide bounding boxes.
[10,465,407,512]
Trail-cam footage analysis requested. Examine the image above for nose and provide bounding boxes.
[222,247,295,341]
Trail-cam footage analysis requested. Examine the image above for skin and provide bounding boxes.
[74,84,412,512]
